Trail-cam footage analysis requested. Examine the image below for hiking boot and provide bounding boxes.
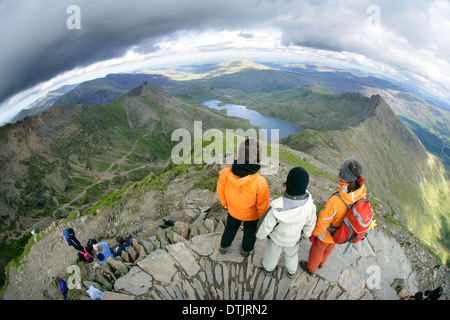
[163,219,175,227]
[240,247,251,257]
[219,247,228,254]
[300,261,315,276]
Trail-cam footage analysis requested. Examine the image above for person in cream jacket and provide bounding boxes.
[256,167,317,278]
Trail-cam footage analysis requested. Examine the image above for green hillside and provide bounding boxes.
[0,81,254,286]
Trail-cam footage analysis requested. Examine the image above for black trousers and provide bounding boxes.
[220,213,259,252]
[69,236,81,250]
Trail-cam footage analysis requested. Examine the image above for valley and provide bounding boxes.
[0,59,448,295]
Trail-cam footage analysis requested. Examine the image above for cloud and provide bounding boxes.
[1,0,449,124]
[0,0,271,105]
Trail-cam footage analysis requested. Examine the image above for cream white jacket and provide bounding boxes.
[256,192,317,247]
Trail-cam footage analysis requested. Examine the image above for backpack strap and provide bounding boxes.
[78,247,92,259]
[326,192,350,236]
[343,233,358,254]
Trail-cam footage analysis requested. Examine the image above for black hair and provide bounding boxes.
[341,157,363,192]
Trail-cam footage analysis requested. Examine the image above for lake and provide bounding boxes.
[202,99,300,142]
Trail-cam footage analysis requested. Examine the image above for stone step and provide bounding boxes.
[87,222,416,301]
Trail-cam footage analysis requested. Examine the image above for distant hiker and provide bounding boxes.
[86,238,98,255]
[114,235,133,257]
[300,157,367,275]
[115,235,144,262]
[256,167,317,278]
[93,241,116,265]
[76,243,93,263]
[217,138,270,257]
[58,279,68,300]
[63,227,81,249]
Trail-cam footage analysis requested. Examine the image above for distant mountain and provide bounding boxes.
[139,58,272,81]
[51,73,173,108]
[358,87,450,171]
[10,84,77,123]
[16,59,448,172]
[166,59,450,173]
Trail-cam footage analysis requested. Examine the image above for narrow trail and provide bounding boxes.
[61,133,153,210]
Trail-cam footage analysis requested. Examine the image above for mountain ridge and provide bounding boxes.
[9,59,448,173]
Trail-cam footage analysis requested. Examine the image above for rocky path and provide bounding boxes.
[101,219,417,301]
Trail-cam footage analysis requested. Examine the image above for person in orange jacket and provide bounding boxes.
[300,157,366,275]
[217,138,270,257]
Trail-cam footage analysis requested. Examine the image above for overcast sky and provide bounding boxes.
[1,0,449,124]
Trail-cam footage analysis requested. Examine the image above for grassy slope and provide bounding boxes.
[282,97,450,264]
[0,82,256,287]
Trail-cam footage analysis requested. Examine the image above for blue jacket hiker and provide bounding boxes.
[114,236,133,257]
[63,227,81,249]
[94,242,116,265]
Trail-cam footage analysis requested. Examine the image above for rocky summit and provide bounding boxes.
[2,212,447,301]
[1,158,448,301]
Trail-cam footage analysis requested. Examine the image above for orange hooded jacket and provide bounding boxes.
[216,166,270,221]
[312,182,367,243]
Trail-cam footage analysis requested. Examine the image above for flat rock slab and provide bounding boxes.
[137,249,177,284]
[252,238,268,268]
[101,292,136,300]
[187,233,221,256]
[167,242,201,278]
[338,267,366,299]
[114,266,152,296]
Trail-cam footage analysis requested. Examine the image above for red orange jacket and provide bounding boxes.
[312,182,367,243]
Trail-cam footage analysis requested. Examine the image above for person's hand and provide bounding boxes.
[309,235,317,243]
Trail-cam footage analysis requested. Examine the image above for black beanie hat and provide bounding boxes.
[285,167,309,197]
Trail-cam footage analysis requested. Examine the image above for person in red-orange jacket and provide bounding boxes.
[300,157,366,275]
[217,138,270,257]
